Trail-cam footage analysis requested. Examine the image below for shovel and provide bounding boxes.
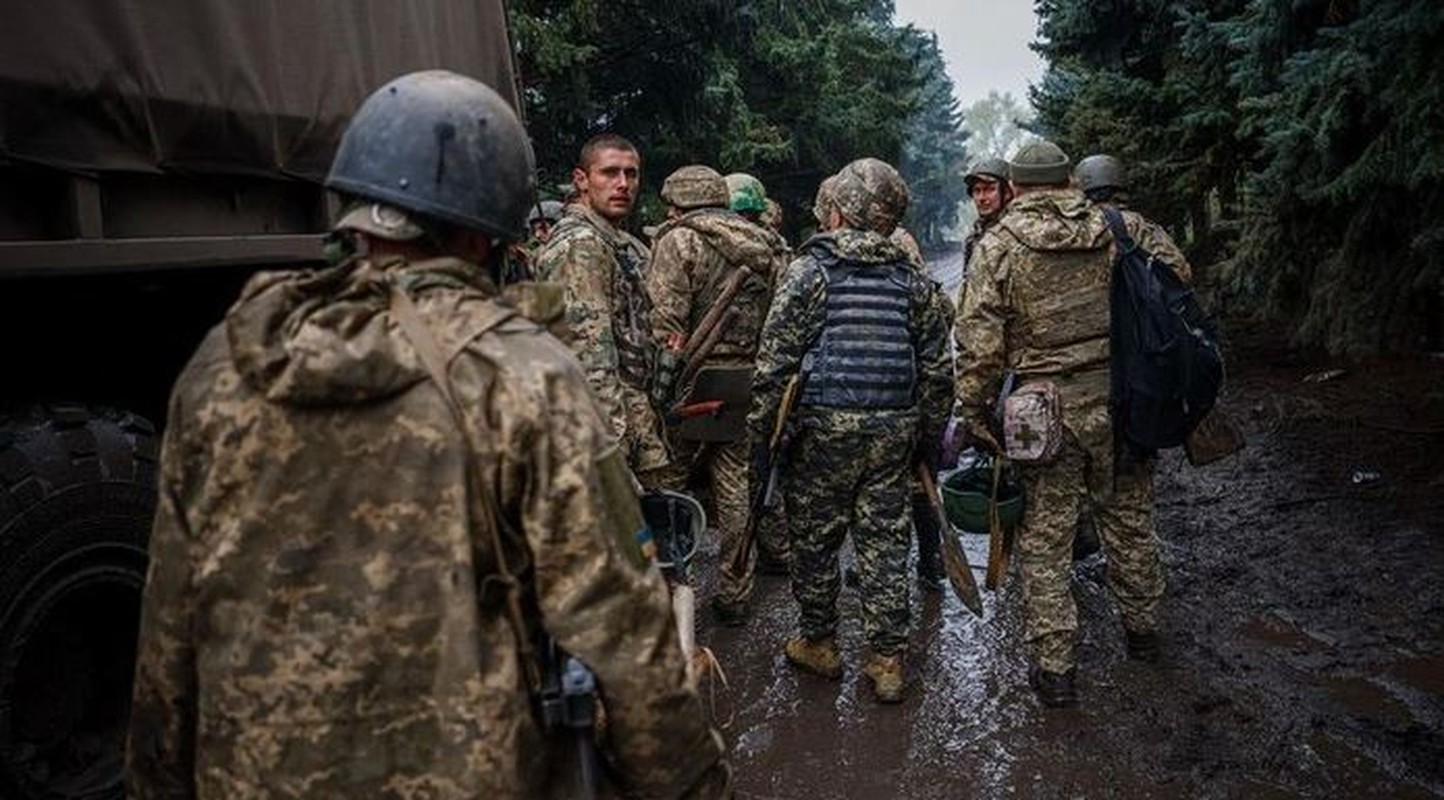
[916,464,984,618]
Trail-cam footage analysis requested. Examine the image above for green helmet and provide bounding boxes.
[964,156,1010,189]
[724,172,768,215]
[661,165,729,210]
[1009,139,1071,186]
[1073,154,1127,193]
[940,458,1026,533]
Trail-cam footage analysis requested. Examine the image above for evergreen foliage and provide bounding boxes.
[1033,0,1444,353]
[509,0,969,246]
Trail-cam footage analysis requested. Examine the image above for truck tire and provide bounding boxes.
[0,406,157,800]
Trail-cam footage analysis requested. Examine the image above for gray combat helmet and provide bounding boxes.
[326,70,536,241]
[964,156,1010,189]
[1073,154,1127,194]
[527,200,565,226]
[1009,139,1072,186]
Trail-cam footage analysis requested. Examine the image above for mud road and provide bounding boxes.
[689,310,1444,798]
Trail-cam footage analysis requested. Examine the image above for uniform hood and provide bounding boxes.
[998,188,1111,252]
[802,228,909,265]
[226,257,489,405]
[663,208,784,268]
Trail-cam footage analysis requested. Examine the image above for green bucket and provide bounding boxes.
[940,461,1025,533]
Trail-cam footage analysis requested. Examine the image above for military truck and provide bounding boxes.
[0,4,517,796]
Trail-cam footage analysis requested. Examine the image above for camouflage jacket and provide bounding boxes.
[955,189,1191,491]
[126,256,727,799]
[533,205,670,472]
[647,208,786,363]
[890,226,925,269]
[962,213,999,272]
[750,229,954,455]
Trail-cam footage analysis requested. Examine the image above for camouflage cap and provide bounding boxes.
[964,156,1010,188]
[1009,139,1072,186]
[832,157,910,234]
[1073,154,1127,193]
[660,165,729,210]
[333,201,426,241]
[724,172,768,215]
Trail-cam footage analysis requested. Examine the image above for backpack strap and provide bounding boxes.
[1101,206,1137,255]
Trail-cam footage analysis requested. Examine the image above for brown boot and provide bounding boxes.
[784,635,842,680]
[863,651,905,703]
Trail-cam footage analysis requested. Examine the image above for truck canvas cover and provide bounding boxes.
[0,0,517,182]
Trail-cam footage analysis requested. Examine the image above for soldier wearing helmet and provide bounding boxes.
[126,71,729,799]
[534,134,674,482]
[751,158,953,703]
[962,155,1013,267]
[956,139,1189,711]
[647,166,789,626]
[1074,154,1193,281]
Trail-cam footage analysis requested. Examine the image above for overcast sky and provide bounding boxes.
[893,0,1047,111]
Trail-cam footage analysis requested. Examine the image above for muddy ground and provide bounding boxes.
[689,263,1444,798]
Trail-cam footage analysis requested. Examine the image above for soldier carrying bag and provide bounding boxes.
[1104,207,1224,452]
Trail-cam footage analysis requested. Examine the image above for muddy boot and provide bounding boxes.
[863,651,905,703]
[709,595,749,628]
[1125,629,1161,663]
[914,497,945,592]
[1028,665,1078,708]
[784,635,843,680]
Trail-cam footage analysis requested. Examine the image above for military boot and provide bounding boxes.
[784,635,843,680]
[1125,629,1161,663]
[863,651,906,703]
[1028,665,1078,708]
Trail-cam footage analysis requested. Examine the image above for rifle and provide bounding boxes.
[658,263,758,409]
[732,370,805,577]
[985,371,1017,591]
[538,637,601,800]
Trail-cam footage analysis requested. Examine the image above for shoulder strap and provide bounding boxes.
[388,282,543,695]
[1101,206,1138,255]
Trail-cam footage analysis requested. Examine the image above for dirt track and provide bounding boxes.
[691,313,1444,798]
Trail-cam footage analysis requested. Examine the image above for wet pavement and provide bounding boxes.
[688,324,1444,798]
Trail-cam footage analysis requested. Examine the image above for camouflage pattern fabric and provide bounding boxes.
[955,187,1188,674]
[534,204,671,473]
[752,229,953,657]
[126,255,728,799]
[1017,446,1163,673]
[890,226,925,269]
[831,158,910,236]
[962,214,997,272]
[648,206,787,606]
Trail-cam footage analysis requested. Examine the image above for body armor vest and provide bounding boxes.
[800,253,916,410]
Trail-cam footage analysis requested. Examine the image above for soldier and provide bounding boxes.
[125,72,728,799]
[648,166,787,626]
[955,140,1183,709]
[534,134,671,480]
[1074,154,1193,281]
[752,158,953,703]
[962,156,1013,267]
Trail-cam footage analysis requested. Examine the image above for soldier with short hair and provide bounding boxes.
[125,72,728,799]
[535,134,672,479]
[752,158,953,703]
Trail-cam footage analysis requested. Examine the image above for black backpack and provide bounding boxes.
[1104,207,1223,451]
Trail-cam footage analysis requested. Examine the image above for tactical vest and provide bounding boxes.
[800,253,916,410]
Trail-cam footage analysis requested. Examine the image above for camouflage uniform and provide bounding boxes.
[649,206,788,607]
[127,255,728,799]
[956,186,1190,675]
[534,204,670,474]
[753,228,953,657]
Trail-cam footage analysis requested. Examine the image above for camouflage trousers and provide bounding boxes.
[785,410,915,655]
[1017,444,1163,673]
[666,437,755,606]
